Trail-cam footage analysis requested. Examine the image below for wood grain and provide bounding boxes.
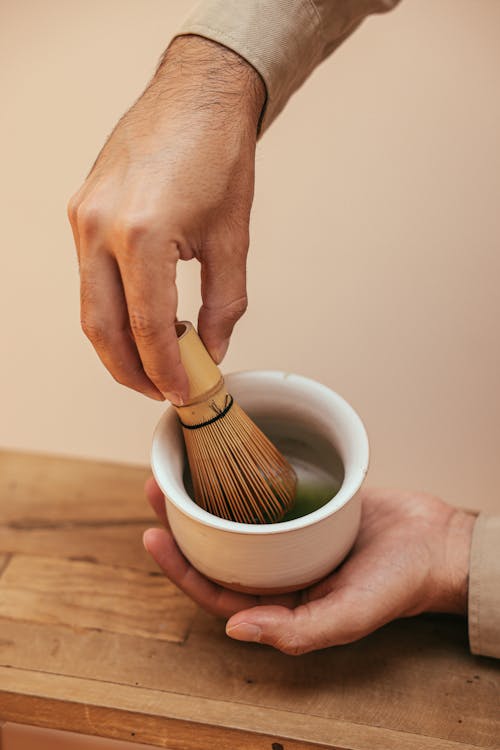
[0,450,499,750]
[0,554,196,643]
[0,523,157,572]
[0,667,482,750]
[0,449,156,571]
[1,722,159,750]
[0,613,498,747]
[0,554,11,578]
[0,450,150,524]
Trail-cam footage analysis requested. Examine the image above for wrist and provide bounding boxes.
[430,509,476,616]
[148,35,266,134]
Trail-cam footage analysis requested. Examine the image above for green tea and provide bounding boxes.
[280,480,338,522]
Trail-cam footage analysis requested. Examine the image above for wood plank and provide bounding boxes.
[0,667,481,750]
[0,523,158,572]
[186,611,500,748]
[0,450,150,524]
[1,722,162,750]
[0,616,498,747]
[0,451,158,571]
[0,554,11,577]
[1,450,499,750]
[0,555,196,643]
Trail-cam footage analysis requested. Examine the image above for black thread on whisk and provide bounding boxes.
[179,395,234,430]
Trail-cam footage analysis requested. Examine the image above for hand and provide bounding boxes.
[68,36,265,403]
[143,478,475,655]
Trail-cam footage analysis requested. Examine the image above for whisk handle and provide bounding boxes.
[174,321,229,426]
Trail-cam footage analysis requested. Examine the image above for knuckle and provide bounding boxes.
[77,201,104,239]
[220,222,250,250]
[81,314,108,346]
[404,491,445,519]
[115,212,156,250]
[67,194,81,225]
[218,295,248,323]
[277,636,307,657]
[230,294,249,317]
[200,294,249,338]
[80,275,96,307]
[129,311,159,342]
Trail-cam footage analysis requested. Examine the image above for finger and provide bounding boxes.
[144,476,169,528]
[67,183,101,263]
[143,527,260,618]
[197,236,248,364]
[79,252,164,400]
[117,235,188,403]
[67,192,83,262]
[144,478,299,607]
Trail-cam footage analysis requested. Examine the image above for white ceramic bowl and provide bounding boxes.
[151,371,369,595]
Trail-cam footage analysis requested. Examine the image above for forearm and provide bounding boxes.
[176,0,401,132]
[149,36,266,134]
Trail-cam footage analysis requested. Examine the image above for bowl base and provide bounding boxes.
[207,573,325,596]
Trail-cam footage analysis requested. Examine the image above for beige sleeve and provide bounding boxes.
[468,514,500,659]
[176,0,400,132]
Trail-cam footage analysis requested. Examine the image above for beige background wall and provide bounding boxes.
[1,0,499,512]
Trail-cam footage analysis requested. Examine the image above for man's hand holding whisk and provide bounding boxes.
[67,36,265,404]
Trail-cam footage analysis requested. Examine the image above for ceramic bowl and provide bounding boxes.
[151,371,369,595]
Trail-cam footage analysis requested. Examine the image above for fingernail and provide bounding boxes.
[163,392,184,406]
[226,623,262,643]
[149,392,166,402]
[212,338,229,364]
[142,531,152,553]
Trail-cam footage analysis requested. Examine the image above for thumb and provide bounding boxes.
[225,591,380,655]
[225,601,337,656]
[198,239,248,364]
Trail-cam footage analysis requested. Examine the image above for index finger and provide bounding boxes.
[117,235,188,404]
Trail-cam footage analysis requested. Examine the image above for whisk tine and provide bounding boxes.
[173,321,296,523]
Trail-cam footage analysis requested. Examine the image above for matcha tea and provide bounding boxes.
[280,479,339,522]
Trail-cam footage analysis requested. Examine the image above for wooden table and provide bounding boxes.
[0,450,498,750]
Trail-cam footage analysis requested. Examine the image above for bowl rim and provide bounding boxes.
[151,370,369,536]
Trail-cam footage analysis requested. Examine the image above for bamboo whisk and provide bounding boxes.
[173,321,296,524]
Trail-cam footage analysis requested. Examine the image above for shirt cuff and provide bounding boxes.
[175,0,399,133]
[468,513,500,659]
